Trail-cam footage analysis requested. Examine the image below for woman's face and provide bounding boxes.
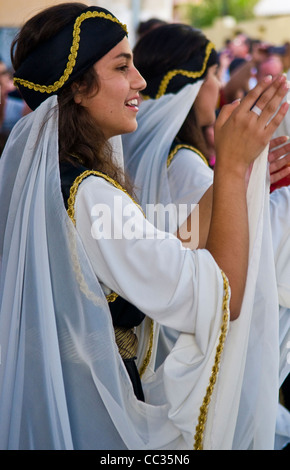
[194,65,221,127]
[77,37,146,139]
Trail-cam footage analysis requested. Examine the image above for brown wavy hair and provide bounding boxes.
[11,2,133,193]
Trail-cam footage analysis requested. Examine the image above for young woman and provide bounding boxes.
[123,24,290,249]
[122,23,290,450]
[0,4,288,450]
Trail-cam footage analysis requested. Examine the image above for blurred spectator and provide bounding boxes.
[256,54,283,81]
[219,41,271,106]
[0,59,30,134]
[281,42,290,72]
[228,32,251,60]
[136,18,167,40]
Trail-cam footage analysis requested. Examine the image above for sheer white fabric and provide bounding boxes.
[0,96,234,449]
[273,68,290,139]
[122,85,290,449]
[122,83,203,229]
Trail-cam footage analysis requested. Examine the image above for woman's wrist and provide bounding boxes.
[214,155,249,180]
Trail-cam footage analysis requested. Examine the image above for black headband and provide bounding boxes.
[14,7,128,110]
[143,41,218,99]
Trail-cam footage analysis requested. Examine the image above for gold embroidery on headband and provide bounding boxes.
[155,42,214,99]
[14,11,128,93]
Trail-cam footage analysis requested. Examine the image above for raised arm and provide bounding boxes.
[206,75,289,319]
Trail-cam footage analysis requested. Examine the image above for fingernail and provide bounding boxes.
[232,98,241,104]
[264,74,272,83]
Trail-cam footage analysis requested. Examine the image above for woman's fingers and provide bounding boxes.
[269,135,289,151]
[249,75,289,129]
[269,138,290,183]
[240,74,287,114]
[268,139,290,163]
[215,98,241,127]
[215,74,290,169]
[270,163,290,184]
[265,101,289,137]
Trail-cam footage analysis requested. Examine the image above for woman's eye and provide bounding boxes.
[118,65,129,72]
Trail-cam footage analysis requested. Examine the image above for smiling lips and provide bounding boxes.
[126,98,139,110]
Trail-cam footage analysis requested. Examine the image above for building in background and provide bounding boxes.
[1,0,290,66]
[0,0,175,65]
[202,0,290,50]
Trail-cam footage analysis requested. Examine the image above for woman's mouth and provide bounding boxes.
[125,98,139,111]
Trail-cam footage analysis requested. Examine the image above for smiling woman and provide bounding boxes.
[0,2,288,451]
[74,40,145,139]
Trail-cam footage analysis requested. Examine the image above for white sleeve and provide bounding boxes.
[74,175,224,334]
[167,148,213,206]
[270,186,290,307]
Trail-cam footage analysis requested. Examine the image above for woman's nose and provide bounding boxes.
[132,66,147,92]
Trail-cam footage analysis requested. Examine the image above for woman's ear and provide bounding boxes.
[72,83,82,104]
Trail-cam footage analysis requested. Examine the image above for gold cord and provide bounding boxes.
[193,270,230,450]
[167,143,209,168]
[67,169,143,225]
[138,319,155,379]
[114,326,138,360]
[155,42,215,99]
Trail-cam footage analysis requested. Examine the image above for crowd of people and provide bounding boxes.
[0,2,289,450]
[0,58,30,155]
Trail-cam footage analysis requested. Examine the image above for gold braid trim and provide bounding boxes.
[114,327,138,360]
[167,143,209,168]
[67,168,154,373]
[138,319,155,379]
[14,11,128,93]
[67,170,133,303]
[155,42,215,99]
[193,270,230,450]
[67,169,144,225]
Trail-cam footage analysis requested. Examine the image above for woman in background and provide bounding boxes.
[122,23,290,450]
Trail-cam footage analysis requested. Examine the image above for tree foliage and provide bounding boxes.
[186,0,260,28]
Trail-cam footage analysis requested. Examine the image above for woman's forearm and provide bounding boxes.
[205,163,248,320]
